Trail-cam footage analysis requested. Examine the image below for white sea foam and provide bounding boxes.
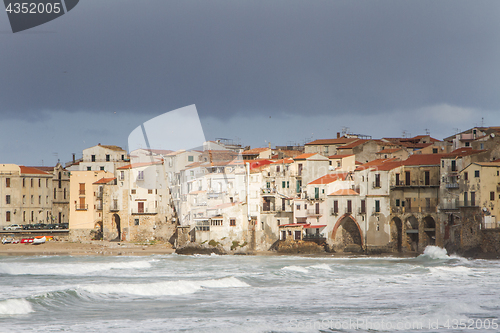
[421,246,450,259]
[0,298,33,315]
[429,266,472,276]
[281,266,309,273]
[309,264,332,271]
[79,277,249,296]
[0,260,152,276]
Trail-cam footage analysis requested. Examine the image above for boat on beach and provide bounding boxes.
[33,236,46,245]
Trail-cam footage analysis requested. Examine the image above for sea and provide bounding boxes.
[0,246,499,332]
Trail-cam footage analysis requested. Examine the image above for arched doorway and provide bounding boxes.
[390,217,402,252]
[112,214,121,241]
[332,215,363,252]
[405,216,419,251]
[423,216,436,246]
[93,221,103,240]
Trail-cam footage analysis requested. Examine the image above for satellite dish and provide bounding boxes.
[491,133,495,138]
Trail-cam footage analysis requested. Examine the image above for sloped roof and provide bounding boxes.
[308,173,349,185]
[337,139,369,149]
[328,189,359,196]
[401,154,447,166]
[355,158,399,170]
[328,154,354,159]
[98,144,126,152]
[93,177,117,185]
[242,148,270,155]
[293,153,317,160]
[272,158,294,164]
[20,166,51,175]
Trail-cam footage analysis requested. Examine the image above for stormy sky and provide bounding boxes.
[1,0,500,166]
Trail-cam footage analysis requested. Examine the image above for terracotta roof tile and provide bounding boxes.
[308,173,349,185]
[337,139,369,149]
[293,153,317,160]
[328,189,359,196]
[93,177,117,184]
[20,166,51,175]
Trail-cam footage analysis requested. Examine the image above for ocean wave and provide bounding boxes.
[0,298,33,315]
[78,276,249,296]
[281,265,309,273]
[309,264,332,271]
[0,260,152,276]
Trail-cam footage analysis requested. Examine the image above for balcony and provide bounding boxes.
[331,208,339,216]
[75,204,88,211]
[131,207,157,215]
[97,191,103,199]
[358,208,366,215]
[445,183,460,189]
[96,201,103,210]
[307,208,323,216]
[110,204,120,212]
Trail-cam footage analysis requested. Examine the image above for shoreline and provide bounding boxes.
[0,241,497,259]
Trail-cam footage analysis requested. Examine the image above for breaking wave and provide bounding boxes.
[0,298,33,315]
[281,266,309,273]
[421,246,450,259]
[78,276,249,296]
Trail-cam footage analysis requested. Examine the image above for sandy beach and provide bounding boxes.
[0,240,176,256]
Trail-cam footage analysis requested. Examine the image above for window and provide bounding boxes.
[276,166,280,172]
[433,148,438,154]
[100,166,105,171]
[333,200,338,214]
[481,143,484,150]
[64,188,67,199]
[375,174,380,188]
[30,195,34,204]
[22,195,25,204]
[347,200,352,213]
[120,171,125,180]
[465,142,470,147]
[46,196,48,204]
[5,195,10,204]
[79,183,85,195]
[30,178,33,187]
[395,199,400,207]
[91,155,96,162]
[287,181,289,188]
[23,211,25,222]
[464,172,468,180]
[230,219,236,226]
[38,179,41,187]
[491,192,495,201]
[361,200,366,214]
[148,189,153,194]
[188,155,194,162]
[282,181,286,188]
[106,154,110,162]
[87,166,92,171]
[451,160,456,172]
[137,171,144,180]
[375,200,380,213]
[6,211,10,222]
[121,154,125,160]
[475,170,480,178]
[135,219,139,226]
[38,195,41,204]
[441,161,444,168]
[296,204,300,210]
[22,178,25,187]
[54,188,57,199]
[131,189,136,194]
[5,178,10,187]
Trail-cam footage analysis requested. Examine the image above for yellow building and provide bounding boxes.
[69,170,114,240]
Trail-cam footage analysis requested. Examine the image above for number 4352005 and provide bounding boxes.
[443,319,498,330]
[6,3,61,14]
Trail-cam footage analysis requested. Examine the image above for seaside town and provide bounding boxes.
[2,126,500,256]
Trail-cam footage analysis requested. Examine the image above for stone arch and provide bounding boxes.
[332,214,363,252]
[405,215,419,252]
[423,215,436,246]
[390,217,403,252]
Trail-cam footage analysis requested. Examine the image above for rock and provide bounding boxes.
[175,243,226,255]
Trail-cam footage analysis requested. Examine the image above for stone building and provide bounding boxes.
[0,164,53,228]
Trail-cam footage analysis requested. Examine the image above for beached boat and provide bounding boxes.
[33,236,46,245]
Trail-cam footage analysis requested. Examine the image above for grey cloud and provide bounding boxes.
[1,0,499,122]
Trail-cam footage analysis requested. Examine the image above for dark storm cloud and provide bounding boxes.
[1,0,499,121]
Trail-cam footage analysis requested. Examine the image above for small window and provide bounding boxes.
[120,171,125,180]
[38,196,41,204]
[6,211,10,222]
[79,183,85,195]
[22,195,26,204]
[433,148,438,154]
[100,166,105,171]
[87,167,91,171]
[6,195,10,205]
[134,219,139,226]
[282,181,286,188]
[276,166,280,172]
[296,204,300,210]
[131,189,136,194]
[54,188,57,199]
[375,200,380,213]
[287,181,289,188]
[38,179,41,187]
[31,178,33,187]
[465,142,470,147]
[22,178,25,187]
[188,156,194,162]
[464,172,468,180]
[30,195,34,204]
[5,178,10,188]
[491,192,495,201]
[148,189,153,194]
[395,199,400,207]
[230,219,236,226]
[137,171,144,180]
[475,170,480,178]
[106,154,110,162]
[91,155,96,162]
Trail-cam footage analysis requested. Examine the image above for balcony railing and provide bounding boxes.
[131,208,157,215]
[75,204,88,211]
[331,208,339,215]
[307,208,323,216]
[445,183,460,189]
[110,204,119,212]
[303,233,325,240]
[97,191,103,199]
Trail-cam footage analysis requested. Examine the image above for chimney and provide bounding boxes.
[268,142,271,149]
[72,153,75,163]
[337,132,340,139]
